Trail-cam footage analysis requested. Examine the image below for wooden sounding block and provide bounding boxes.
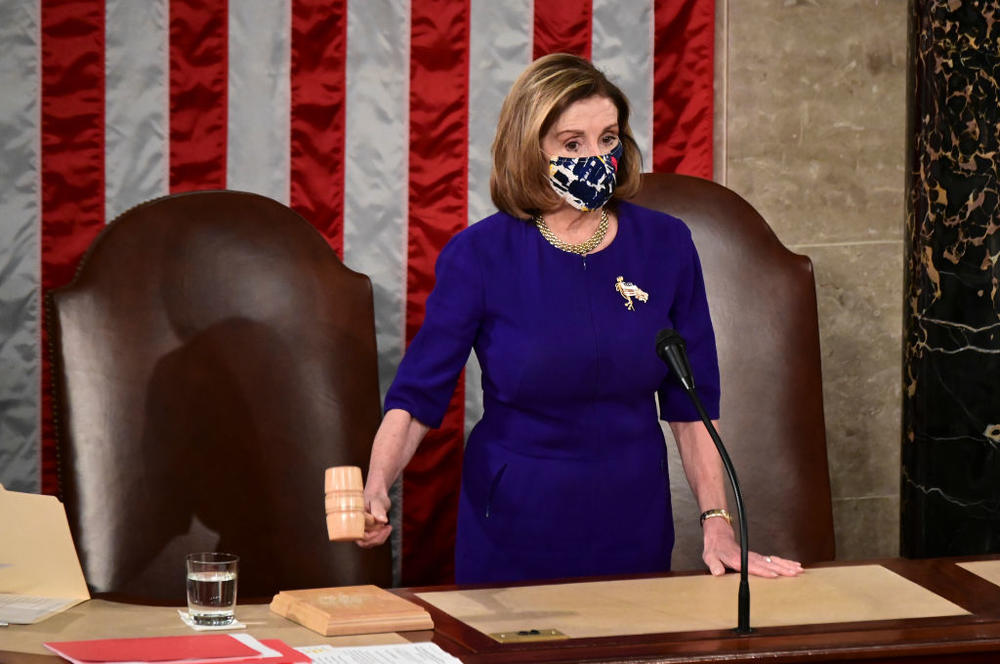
[324,466,365,541]
[270,585,433,636]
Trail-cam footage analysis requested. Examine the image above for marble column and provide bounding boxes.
[903,0,1000,557]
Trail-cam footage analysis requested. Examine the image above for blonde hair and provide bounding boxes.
[490,53,643,219]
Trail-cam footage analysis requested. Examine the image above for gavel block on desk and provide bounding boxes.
[324,466,371,541]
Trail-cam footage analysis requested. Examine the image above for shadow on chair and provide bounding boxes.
[631,173,836,569]
[47,190,391,602]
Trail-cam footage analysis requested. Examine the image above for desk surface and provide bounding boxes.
[7,557,1000,664]
[415,564,970,637]
[0,602,414,663]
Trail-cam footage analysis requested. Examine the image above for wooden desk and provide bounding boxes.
[6,557,1000,664]
[0,602,417,664]
[397,557,1000,663]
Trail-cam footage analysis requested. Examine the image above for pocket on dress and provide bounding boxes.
[484,463,508,519]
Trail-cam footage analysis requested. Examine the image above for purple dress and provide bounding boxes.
[385,201,720,584]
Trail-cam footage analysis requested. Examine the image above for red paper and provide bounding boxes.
[45,634,257,662]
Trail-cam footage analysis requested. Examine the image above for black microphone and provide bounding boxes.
[655,329,695,390]
[656,328,752,635]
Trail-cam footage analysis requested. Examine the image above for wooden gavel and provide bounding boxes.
[324,466,373,541]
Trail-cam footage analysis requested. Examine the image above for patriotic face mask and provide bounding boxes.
[547,140,623,212]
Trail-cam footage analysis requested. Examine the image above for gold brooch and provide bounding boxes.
[615,276,649,311]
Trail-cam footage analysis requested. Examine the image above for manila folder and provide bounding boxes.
[0,484,90,623]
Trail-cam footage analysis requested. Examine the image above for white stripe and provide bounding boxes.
[465,0,534,436]
[343,0,411,405]
[343,0,412,588]
[468,0,532,227]
[0,0,41,492]
[105,0,169,220]
[227,0,291,203]
[592,0,654,170]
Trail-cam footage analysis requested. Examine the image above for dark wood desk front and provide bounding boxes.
[5,557,1000,664]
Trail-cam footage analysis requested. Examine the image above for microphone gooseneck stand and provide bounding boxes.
[655,328,752,635]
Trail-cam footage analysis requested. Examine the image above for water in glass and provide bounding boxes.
[185,552,238,626]
[186,570,237,625]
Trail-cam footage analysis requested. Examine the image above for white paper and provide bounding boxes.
[296,643,462,663]
[0,593,77,624]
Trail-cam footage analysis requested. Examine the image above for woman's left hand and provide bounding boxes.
[701,519,803,578]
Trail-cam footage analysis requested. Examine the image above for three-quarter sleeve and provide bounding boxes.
[383,232,484,428]
[657,229,721,422]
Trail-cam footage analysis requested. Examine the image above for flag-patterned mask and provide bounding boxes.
[547,140,624,212]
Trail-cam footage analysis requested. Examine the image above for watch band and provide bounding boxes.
[700,508,733,526]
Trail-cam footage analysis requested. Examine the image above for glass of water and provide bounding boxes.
[185,552,239,626]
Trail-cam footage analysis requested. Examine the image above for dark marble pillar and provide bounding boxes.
[903,0,1000,557]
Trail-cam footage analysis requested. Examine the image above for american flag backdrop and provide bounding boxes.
[0,0,714,585]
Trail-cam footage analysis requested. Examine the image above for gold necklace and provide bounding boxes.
[534,209,609,256]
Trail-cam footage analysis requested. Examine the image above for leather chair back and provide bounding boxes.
[631,173,836,567]
[48,190,391,601]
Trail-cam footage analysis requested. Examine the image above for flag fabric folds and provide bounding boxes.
[0,0,713,585]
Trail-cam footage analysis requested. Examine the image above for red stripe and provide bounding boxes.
[169,0,228,192]
[402,0,470,586]
[290,0,347,255]
[533,0,592,60]
[39,0,106,496]
[652,0,714,178]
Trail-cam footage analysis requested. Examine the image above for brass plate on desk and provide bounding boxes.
[490,628,569,643]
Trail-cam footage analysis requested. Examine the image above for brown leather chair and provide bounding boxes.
[631,173,836,568]
[47,190,391,601]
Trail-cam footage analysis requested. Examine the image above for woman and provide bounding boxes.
[359,53,802,584]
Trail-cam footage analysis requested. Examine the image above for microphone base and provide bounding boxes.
[731,626,754,635]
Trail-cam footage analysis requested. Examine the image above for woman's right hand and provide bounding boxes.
[357,485,392,548]
[357,408,430,549]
